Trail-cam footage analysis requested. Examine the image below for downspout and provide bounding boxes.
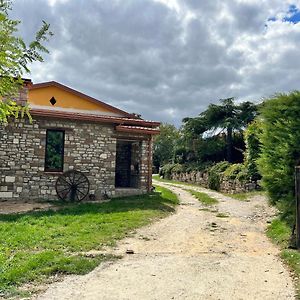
[147,136,152,193]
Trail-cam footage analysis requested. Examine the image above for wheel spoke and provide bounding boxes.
[72,172,76,184]
[59,177,72,187]
[61,189,71,201]
[57,187,71,193]
[75,191,81,201]
[77,189,86,196]
[76,179,88,186]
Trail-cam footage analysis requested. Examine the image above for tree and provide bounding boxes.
[257,92,300,225]
[153,123,180,170]
[244,120,262,181]
[0,0,52,124]
[183,98,257,162]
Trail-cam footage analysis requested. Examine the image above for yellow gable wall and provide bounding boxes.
[28,86,119,114]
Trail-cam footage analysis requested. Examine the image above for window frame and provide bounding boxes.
[44,129,65,173]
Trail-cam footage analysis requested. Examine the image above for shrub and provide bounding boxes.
[257,92,300,226]
[223,163,249,182]
[159,163,183,179]
[171,163,185,174]
[208,161,231,191]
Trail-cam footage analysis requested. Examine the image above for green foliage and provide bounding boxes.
[185,161,213,173]
[226,191,265,201]
[159,163,182,179]
[208,161,231,190]
[195,136,226,162]
[223,163,249,182]
[267,218,291,248]
[0,189,178,295]
[158,160,250,192]
[45,131,64,170]
[182,98,257,162]
[267,217,300,298]
[244,120,262,180]
[153,123,179,169]
[155,185,179,205]
[0,0,52,124]
[186,189,218,205]
[257,92,300,225]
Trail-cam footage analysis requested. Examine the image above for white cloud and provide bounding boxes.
[10,0,300,126]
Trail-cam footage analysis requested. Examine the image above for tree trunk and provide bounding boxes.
[226,127,233,162]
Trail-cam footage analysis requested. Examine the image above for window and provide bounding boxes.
[45,130,65,172]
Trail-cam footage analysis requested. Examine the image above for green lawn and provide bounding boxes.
[0,186,178,297]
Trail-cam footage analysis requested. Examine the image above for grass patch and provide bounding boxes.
[153,175,198,187]
[267,218,300,298]
[224,191,265,201]
[266,218,291,248]
[185,189,218,206]
[154,185,179,205]
[216,212,229,218]
[199,208,212,212]
[0,188,178,296]
[281,250,300,297]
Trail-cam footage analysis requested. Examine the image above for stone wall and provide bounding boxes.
[0,117,152,201]
[171,171,259,194]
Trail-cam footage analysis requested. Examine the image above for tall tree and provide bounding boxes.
[153,123,179,170]
[183,98,257,162]
[0,0,52,124]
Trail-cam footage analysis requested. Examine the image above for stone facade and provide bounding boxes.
[171,171,259,194]
[0,117,152,201]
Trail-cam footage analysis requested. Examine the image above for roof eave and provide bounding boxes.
[30,108,161,128]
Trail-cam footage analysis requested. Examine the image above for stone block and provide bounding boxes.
[5,176,15,183]
[0,191,13,198]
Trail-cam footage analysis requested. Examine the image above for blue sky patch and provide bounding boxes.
[267,4,300,25]
[283,4,300,24]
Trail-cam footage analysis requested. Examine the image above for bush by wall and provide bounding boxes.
[159,161,258,194]
[159,163,184,179]
[257,92,300,226]
[208,161,231,190]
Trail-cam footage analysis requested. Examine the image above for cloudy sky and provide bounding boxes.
[11,0,300,126]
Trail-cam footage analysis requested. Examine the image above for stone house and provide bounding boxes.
[0,80,160,201]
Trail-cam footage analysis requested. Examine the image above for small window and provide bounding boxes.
[45,129,65,172]
[50,97,57,105]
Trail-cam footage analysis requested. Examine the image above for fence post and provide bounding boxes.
[295,166,300,249]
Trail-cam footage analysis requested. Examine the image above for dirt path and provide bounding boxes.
[35,181,295,300]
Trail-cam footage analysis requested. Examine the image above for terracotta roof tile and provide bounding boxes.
[30,108,160,128]
[115,125,160,135]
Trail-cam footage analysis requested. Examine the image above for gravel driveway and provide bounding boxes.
[36,181,295,300]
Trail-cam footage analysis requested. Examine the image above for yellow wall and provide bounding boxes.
[28,86,118,114]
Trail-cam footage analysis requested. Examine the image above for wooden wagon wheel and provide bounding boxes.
[55,170,90,202]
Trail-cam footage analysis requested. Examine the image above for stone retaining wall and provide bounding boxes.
[170,171,259,194]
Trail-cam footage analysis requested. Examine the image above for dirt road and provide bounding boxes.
[36,181,295,300]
